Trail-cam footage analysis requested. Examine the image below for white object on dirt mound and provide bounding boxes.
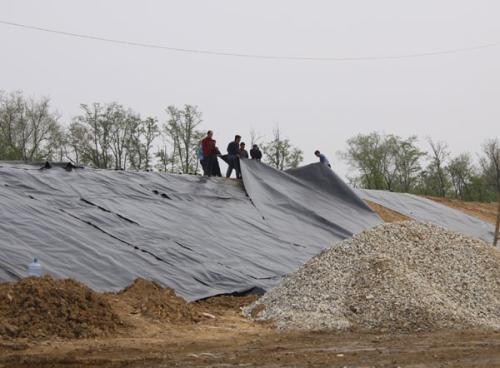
[243,221,500,332]
[27,257,42,277]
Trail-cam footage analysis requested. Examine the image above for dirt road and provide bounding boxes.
[1,327,499,367]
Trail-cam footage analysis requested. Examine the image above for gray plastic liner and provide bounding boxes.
[357,189,495,243]
[0,161,381,300]
[242,161,382,247]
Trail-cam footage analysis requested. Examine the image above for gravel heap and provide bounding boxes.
[244,221,500,332]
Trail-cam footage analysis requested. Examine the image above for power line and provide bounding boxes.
[1,19,499,62]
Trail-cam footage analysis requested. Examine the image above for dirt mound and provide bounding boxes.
[117,278,200,323]
[0,276,122,339]
[244,221,500,332]
[365,200,410,223]
[195,295,258,316]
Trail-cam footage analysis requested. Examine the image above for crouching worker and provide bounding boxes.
[250,144,262,161]
[314,150,331,168]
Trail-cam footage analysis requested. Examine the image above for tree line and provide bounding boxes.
[0,91,303,173]
[3,91,496,202]
[341,132,500,202]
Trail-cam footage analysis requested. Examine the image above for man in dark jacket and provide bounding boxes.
[226,135,241,178]
[250,144,262,161]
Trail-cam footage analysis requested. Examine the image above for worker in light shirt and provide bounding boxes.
[314,150,331,168]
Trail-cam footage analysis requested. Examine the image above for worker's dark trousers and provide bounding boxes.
[211,156,222,177]
[204,155,217,177]
[201,159,208,176]
[225,155,241,178]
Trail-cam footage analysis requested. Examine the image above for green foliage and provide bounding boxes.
[446,153,475,200]
[0,91,62,161]
[342,131,499,202]
[263,125,303,170]
[67,103,160,171]
[128,117,160,171]
[480,138,500,194]
[2,90,497,205]
[341,132,424,192]
[163,105,204,174]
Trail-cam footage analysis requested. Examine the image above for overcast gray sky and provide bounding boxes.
[0,0,499,179]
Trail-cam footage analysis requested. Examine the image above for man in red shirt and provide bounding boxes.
[201,130,215,176]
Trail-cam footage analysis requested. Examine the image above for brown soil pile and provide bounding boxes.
[117,278,200,323]
[365,200,410,223]
[195,294,259,316]
[0,276,122,339]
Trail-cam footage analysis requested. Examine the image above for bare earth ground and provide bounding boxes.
[1,296,500,368]
[425,196,498,224]
[364,200,410,223]
[1,198,499,367]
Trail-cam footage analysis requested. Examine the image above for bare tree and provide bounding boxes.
[73,103,112,168]
[480,138,500,246]
[480,138,500,194]
[394,136,425,192]
[426,138,450,197]
[249,128,265,147]
[65,121,88,164]
[0,91,25,159]
[446,153,475,200]
[0,91,62,161]
[128,117,159,171]
[164,105,203,174]
[45,122,65,161]
[142,117,160,170]
[106,104,140,170]
[263,125,303,170]
[23,97,61,161]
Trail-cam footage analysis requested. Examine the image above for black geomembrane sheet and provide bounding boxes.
[0,160,381,300]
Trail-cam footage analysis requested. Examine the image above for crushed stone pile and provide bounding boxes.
[244,221,500,332]
[0,276,123,339]
[118,278,201,323]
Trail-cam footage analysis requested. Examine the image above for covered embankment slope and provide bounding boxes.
[357,189,495,243]
[284,164,495,244]
[0,161,381,300]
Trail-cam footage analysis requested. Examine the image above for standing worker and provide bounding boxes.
[201,130,215,176]
[210,140,222,177]
[250,144,262,161]
[314,150,331,168]
[196,140,205,173]
[226,135,242,178]
[239,142,249,159]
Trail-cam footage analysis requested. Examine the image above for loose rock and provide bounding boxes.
[244,221,500,332]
